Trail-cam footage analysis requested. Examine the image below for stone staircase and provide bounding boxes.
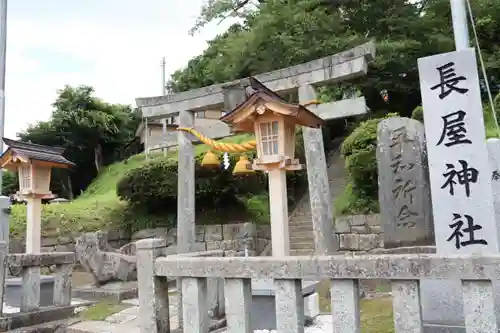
[289,138,348,256]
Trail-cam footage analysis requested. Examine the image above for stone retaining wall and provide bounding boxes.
[9,215,383,254]
[9,222,271,255]
[335,214,384,252]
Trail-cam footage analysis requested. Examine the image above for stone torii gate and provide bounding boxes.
[136,41,375,257]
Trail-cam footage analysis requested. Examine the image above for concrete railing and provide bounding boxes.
[0,241,76,331]
[137,238,499,333]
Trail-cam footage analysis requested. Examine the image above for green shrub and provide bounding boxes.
[337,113,398,215]
[411,106,424,123]
[117,133,309,227]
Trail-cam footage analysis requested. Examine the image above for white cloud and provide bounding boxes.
[4,0,236,140]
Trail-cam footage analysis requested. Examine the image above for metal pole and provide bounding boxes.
[450,0,469,50]
[144,118,149,161]
[0,0,7,192]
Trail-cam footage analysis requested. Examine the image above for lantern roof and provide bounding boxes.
[220,77,326,133]
[0,138,75,170]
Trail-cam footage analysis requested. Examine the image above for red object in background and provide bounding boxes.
[380,89,389,103]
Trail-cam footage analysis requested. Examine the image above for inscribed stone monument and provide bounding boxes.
[487,138,500,242]
[418,48,500,331]
[376,116,434,248]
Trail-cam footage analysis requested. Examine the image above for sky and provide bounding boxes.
[5,0,235,140]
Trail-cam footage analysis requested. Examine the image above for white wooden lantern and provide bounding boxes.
[18,163,52,196]
[220,77,324,172]
[253,106,297,166]
[0,138,75,197]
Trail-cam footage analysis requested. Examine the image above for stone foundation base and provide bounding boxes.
[72,281,139,303]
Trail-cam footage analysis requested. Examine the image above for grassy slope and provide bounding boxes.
[10,134,256,238]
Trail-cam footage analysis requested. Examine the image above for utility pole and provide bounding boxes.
[450,0,469,50]
[161,56,166,95]
[161,57,167,156]
[0,0,7,192]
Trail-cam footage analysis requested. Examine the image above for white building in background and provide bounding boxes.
[135,110,231,153]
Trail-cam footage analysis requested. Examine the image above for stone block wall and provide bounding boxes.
[9,215,386,254]
[9,222,271,255]
[335,214,383,252]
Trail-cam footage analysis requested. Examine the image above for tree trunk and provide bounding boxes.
[94,144,103,173]
[67,175,74,200]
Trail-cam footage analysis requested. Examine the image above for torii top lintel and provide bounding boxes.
[136,41,375,120]
[220,77,325,132]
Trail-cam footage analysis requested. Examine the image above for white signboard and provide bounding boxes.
[418,48,498,254]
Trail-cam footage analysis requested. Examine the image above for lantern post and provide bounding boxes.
[0,138,75,253]
[181,77,325,257]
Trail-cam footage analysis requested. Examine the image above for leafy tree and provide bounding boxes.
[172,0,500,117]
[17,85,141,198]
[1,171,19,196]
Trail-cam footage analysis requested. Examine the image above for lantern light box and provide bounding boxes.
[221,77,325,172]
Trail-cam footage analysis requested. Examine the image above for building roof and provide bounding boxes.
[220,77,325,132]
[0,138,75,170]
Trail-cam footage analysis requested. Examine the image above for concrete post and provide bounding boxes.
[25,197,42,253]
[0,196,10,245]
[450,0,469,50]
[268,169,290,257]
[0,241,7,315]
[136,238,170,333]
[298,84,337,255]
[275,279,304,333]
[182,277,209,333]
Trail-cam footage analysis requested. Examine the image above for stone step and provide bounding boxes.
[69,321,140,333]
[289,236,315,245]
[290,249,315,256]
[289,230,313,238]
[290,213,312,219]
[287,140,347,256]
[69,315,179,333]
[289,221,312,227]
[290,217,312,222]
[10,319,78,333]
[290,241,315,250]
[289,225,313,232]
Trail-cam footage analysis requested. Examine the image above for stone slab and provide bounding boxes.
[249,279,319,330]
[155,254,500,280]
[72,281,139,303]
[251,279,318,296]
[0,304,79,332]
[4,275,55,308]
[6,318,80,333]
[69,321,141,333]
[69,314,180,333]
[314,96,368,120]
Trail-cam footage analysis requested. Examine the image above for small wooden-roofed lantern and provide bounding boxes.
[0,138,75,196]
[220,77,325,172]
